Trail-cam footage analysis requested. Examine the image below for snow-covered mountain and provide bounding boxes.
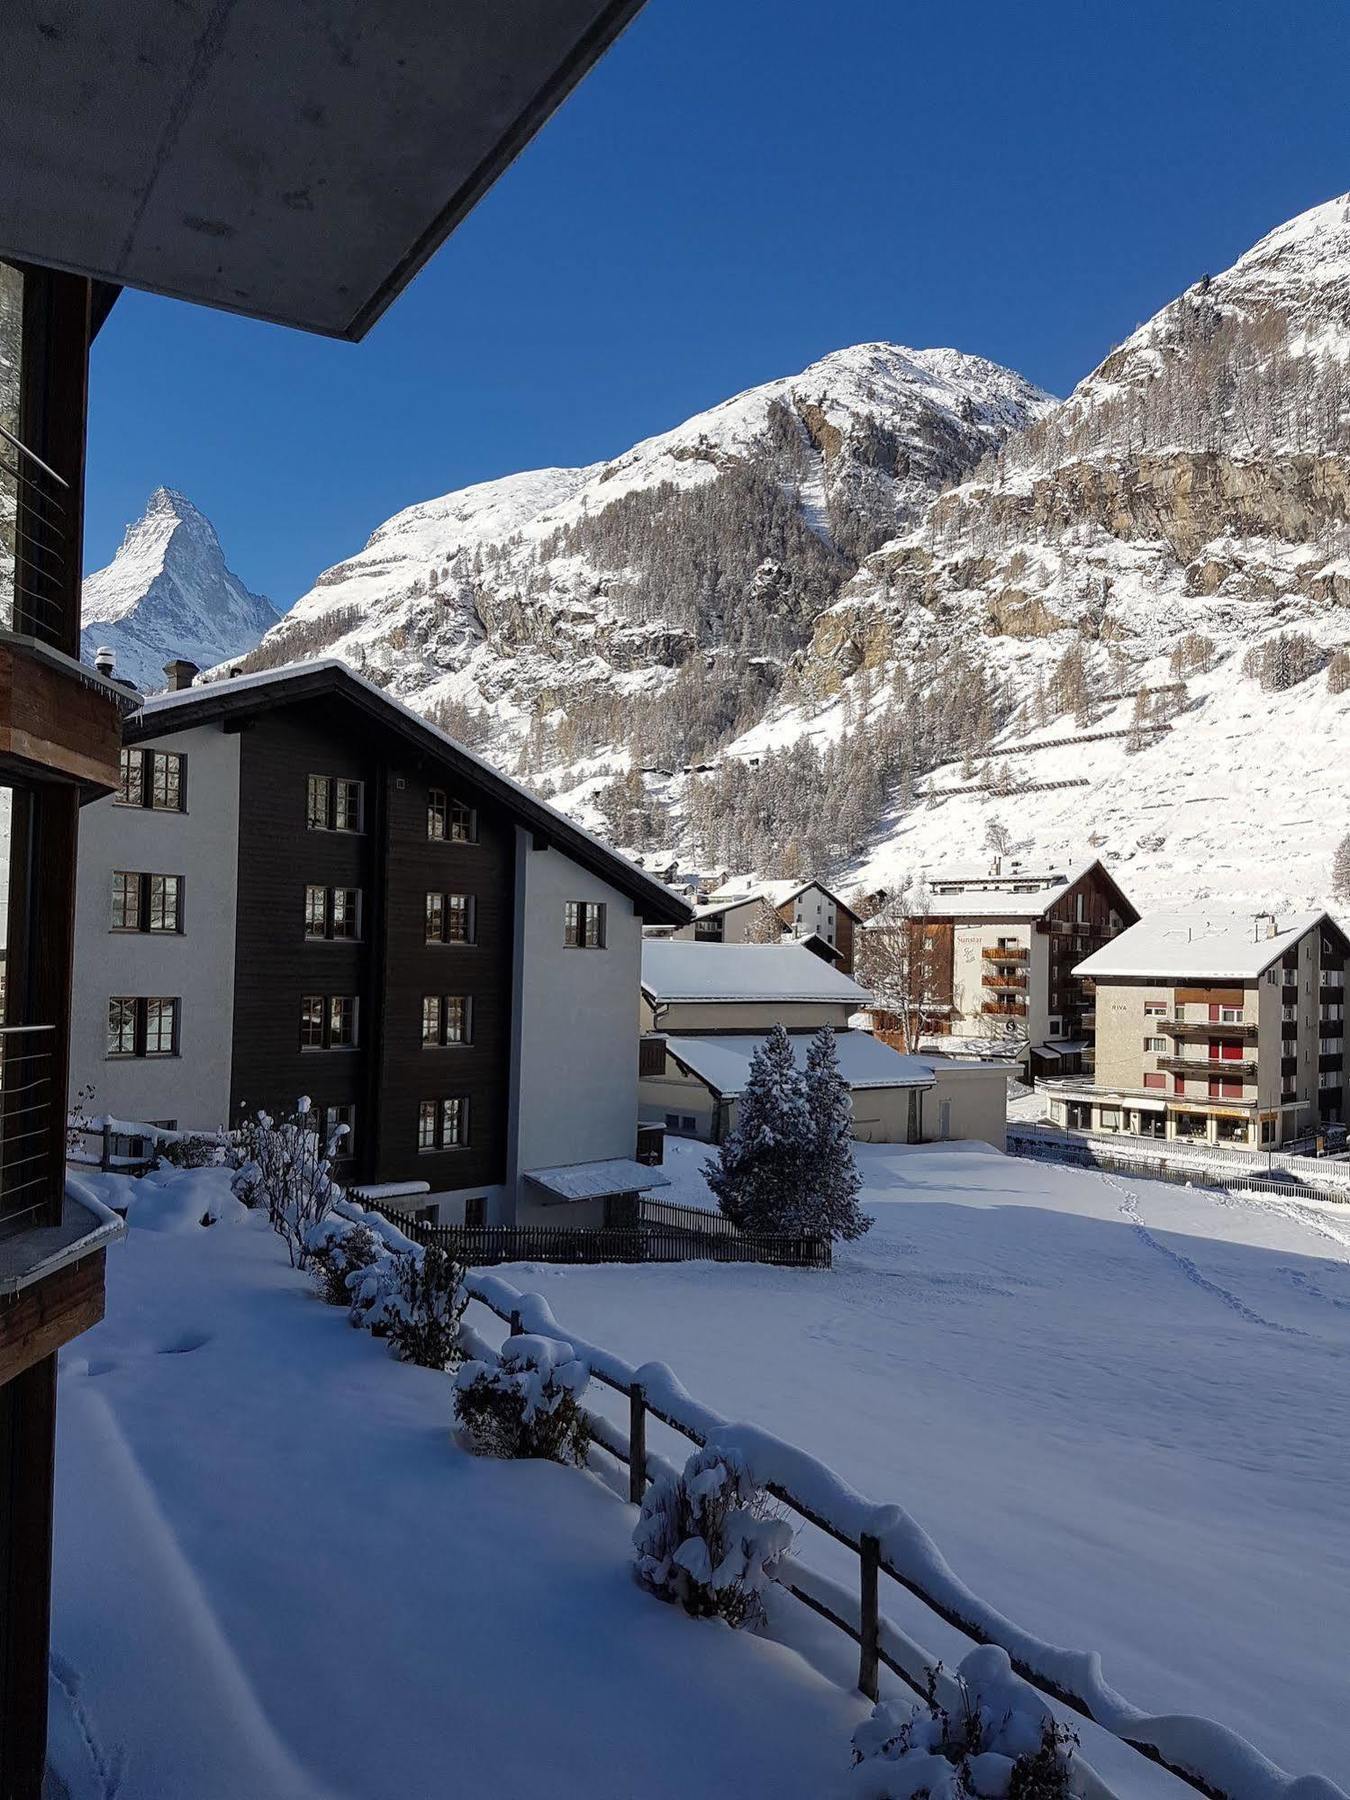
[234,344,1053,744]
[734,192,1350,911]
[82,488,278,692]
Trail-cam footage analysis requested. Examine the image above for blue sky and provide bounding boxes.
[86,0,1350,607]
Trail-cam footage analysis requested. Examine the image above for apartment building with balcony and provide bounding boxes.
[1046,908,1350,1148]
[0,4,652,1787]
[885,858,1139,1078]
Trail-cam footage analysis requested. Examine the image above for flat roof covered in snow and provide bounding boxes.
[642,940,872,1004]
[664,1031,935,1098]
[523,1159,671,1202]
[1075,908,1336,981]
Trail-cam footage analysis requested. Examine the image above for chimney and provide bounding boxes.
[162,658,200,693]
[93,645,116,678]
[1267,914,1280,939]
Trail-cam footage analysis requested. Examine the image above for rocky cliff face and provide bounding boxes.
[82,489,278,693]
[232,344,1052,754]
[763,193,1350,909]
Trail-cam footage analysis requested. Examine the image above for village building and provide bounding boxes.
[865,858,1138,1081]
[639,941,1007,1148]
[1045,908,1350,1149]
[669,875,862,970]
[71,660,690,1231]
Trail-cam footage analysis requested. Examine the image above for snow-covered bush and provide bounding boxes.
[159,1133,222,1171]
[345,1246,409,1336]
[383,1245,468,1369]
[850,1647,1079,1799]
[633,1443,791,1630]
[454,1335,591,1465]
[305,1216,382,1307]
[231,1099,341,1267]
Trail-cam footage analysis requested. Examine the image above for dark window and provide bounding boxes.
[300,994,359,1050]
[423,994,472,1046]
[564,900,606,948]
[323,1104,356,1158]
[426,788,476,842]
[111,871,141,930]
[305,884,362,941]
[113,872,182,932]
[426,891,474,944]
[148,874,182,932]
[306,774,363,832]
[464,1196,486,1228]
[107,996,180,1058]
[116,748,186,811]
[418,1095,469,1151]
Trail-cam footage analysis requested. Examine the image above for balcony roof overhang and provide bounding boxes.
[0,0,647,340]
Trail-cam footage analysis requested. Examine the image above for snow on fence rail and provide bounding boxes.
[460,1268,1348,1800]
[1009,1123,1350,1205]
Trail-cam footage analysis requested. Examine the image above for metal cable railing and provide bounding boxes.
[0,419,72,649]
[0,1023,59,1229]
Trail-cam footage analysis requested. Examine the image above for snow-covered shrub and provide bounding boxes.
[454,1335,591,1465]
[306,1216,382,1307]
[850,1648,1079,1799]
[230,1099,341,1267]
[383,1245,468,1369]
[65,1084,97,1158]
[633,1443,791,1630]
[345,1246,409,1336]
[159,1133,222,1171]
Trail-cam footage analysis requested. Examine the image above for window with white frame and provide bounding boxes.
[107,996,180,1058]
[418,1095,468,1151]
[300,994,359,1050]
[1144,1036,1167,1052]
[564,900,606,948]
[423,994,472,1046]
[426,891,474,944]
[305,774,363,832]
[427,788,476,843]
[116,748,186,811]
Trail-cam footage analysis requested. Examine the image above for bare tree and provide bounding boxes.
[855,877,947,1053]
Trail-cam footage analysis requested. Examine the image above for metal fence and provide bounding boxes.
[1008,1125,1348,1204]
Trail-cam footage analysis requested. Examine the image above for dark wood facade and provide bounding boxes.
[229,700,516,1197]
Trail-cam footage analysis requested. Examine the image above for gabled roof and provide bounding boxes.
[642,940,871,1005]
[663,1031,935,1099]
[0,0,648,340]
[129,660,689,926]
[706,875,864,919]
[1074,908,1343,981]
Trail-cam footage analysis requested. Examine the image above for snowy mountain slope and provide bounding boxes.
[82,488,278,693]
[233,344,1053,740]
[686,191,1350,910]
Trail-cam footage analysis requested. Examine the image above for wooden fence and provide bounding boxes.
[400,1211,831,1269]
[463,1272,1346,1800]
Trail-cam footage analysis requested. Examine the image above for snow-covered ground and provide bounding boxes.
[49,1166,867,1800]
[500,1139,1350,1794]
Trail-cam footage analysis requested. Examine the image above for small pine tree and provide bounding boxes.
[803,1028,870,1241]
[1333,834,1350,904]
[704,1026,814,1234]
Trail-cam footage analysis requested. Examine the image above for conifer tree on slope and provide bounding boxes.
[804,1027,871,1241]
[1333,833,1350,904]
[704,1025,814,1233]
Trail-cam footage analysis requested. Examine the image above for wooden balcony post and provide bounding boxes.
[858,1531,881,1701]
[628,1383,647,1505]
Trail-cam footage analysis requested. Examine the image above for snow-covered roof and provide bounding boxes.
[642,941,872,1005]
[705,875,861,917]
[664,1031,936,1098]
[130,659,690,926]
[915,859,1116,921]
[523,1159,671,1202]
[1075,908,1335,981]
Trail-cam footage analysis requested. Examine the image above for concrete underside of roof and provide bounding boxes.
[0,0,647,337]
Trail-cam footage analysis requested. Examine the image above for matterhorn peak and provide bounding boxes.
[82,490,278,692]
